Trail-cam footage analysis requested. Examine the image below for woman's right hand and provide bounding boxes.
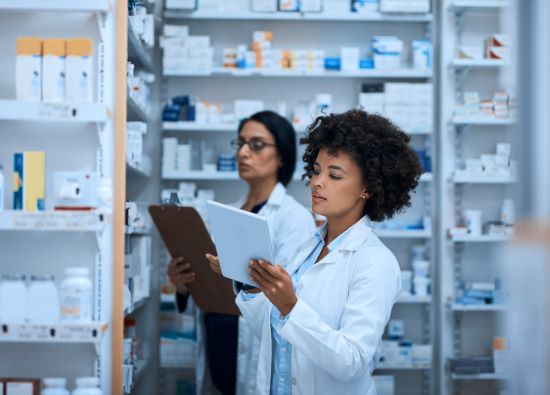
[167,257,196,296]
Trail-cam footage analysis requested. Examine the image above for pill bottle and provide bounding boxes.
[60,267,93,322]
[28,274,60,324]
[73,377,103,395]
[42,378,70,395]
[0,274,28,323]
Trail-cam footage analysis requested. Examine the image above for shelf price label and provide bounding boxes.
[38,103,75,119]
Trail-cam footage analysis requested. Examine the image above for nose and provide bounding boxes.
[237,142,251,160]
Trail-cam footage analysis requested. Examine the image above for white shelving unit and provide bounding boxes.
[450,304,508,312]
[451,373,508,381]
[0,2,122,393]
[450,59,510,68]
[164,67,433,79]
[451,174,516,184]
[452,115,515,125]
[450,234,511,243]
[440,1,514,393]
[0,0,111,13]
[0,322,109,344]
[161,3,437,394]
[0,210,107,232]
[0,100,110,123]
[164,10,433,22]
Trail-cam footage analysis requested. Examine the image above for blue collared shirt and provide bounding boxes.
[268,224,352,395]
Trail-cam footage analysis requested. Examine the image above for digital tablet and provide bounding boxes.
[206,200,274,287]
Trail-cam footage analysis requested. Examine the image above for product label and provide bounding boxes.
[58,323,97,340]
[61,287,92,322]
[18,324,52,340]
[39,103,72,118]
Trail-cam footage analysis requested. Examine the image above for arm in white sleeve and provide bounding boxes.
[235,290,270,339]
[277,253,400,382]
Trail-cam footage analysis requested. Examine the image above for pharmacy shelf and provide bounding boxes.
[452,174,516,184]
[163,67,433,79]
[127,92,149,123]
[0,100,109,123]
[162,121,432,136]
[162,121,306,133]
[396,295,432,304]
[128,25,154,72]
[162,170,239,180]
[450,1,512,11]
[450,304,509,312]
[450,234,510,243]
[127,159,152,178]
[0,0,110,13]
[164,10,433,22]
[451,373,508,380]
[124,297,149,317]
[452,115,516,125]
[376,364,432,370]
[0,210,107,232]
[162,171,433,183]
[374,229,432,239]
[0,321,108,343]
[451,59,510,68]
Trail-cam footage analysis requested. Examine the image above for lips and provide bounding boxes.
[312,193,326,203]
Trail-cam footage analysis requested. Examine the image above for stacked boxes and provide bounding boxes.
[458,33,511,61]
[359,82,433,133]
[162,138,191,174]
[161,25,214,74]
[458,143,514,178]
[455,90,514,119]
[372,36,403,69]
[16,37,94,103]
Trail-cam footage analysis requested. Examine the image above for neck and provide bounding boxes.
[325,211,363,245]
[246,177,278,208]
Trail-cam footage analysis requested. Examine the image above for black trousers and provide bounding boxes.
[203,312,239,395]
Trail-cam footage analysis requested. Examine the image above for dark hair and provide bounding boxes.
[238,110,297,186]
[301,109,422,222]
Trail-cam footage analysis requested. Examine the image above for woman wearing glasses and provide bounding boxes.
[167,110,316,395]
[233,109,422,394]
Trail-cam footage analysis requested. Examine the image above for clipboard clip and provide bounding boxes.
[168,192,181,206]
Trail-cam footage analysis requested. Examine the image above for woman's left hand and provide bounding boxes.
[249,259,297,316]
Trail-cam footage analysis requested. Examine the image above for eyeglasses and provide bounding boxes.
[230,137,276,152]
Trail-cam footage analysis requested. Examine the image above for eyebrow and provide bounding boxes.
[313,162,349,174]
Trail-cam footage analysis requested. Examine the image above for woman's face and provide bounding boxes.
[310,148,367,220]
[237,120,281,183]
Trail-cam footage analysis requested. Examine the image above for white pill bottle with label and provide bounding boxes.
[60,267,93,322]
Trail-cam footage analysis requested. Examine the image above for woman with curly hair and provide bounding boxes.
[234,109,422,394]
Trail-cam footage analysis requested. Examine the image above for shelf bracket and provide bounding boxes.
[95,12,107,43]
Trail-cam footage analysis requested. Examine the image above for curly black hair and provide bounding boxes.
[301,108,422,222]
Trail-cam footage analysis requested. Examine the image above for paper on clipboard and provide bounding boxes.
[206,200,275,287]
[148,205,239,316]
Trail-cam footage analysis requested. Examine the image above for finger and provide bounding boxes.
[205,254,220,265]
[175,263,193,274]
[170,257,185,266]
[250,260,277,286]
[180,273,196,283]
[209,262,221,274]
[249,269,270,291]
[256,259,286,280]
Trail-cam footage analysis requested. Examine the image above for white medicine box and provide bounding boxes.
[16,37,42,102]
[66,38,94,103]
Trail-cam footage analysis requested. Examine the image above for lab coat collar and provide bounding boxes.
[233,182,287,210]
[316,216,373,253]
[289,216,373,272]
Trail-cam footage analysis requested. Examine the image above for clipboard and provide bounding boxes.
[148,205,239,316]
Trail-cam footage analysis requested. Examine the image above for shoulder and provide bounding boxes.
[351,234,401,279]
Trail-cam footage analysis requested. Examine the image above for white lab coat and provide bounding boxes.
[236,216,401,395]
[187,182,316,395]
